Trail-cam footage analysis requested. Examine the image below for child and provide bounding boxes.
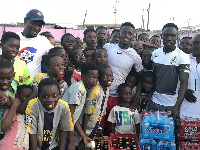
[61,33,76,53]
[138,33,149,43]
[25,78,74,150]
[83,64,114,138]
[61,62,99,148]
[0,31,33,85]
[107,83,141,136]
[179,36,192,54]
[125,70,139,96]
[138,71,155,113]
[34,54,67,96]
[74,37,83,49]
[141,49,153,71]
[83,47,95,63]
[132,42,144,55]
[150,35,161,48]
[83,29,97,49]
[68,49,86,84]
[0,59,18,139]
[110,29,120,44]
[94,48,108,65]
[96,26,108,48]
[0,85,37,150]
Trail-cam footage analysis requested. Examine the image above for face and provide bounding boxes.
[142,77,154,92]
[150,37,161,48]
[24,20,43,38]
[1,38,20,60]
[179,38,192,54]
[162,27,178,49]
[71,49,86,67]
[130,36,137,48]
[74,38,83,49]
[82,70,99,88]
[47,56,65,79]
[119,86,132,104]
[62,35,76,52]
[133,42,143,54]
[110,31,120,44]
[139,35,149,43]
[57,49,69,67]
[142,50,152,66]
[84,50,94,63]
[95,49,108,65]
[97,28,108,44]
[48,37,55,46]
[191,35,200,57]
[18,88,33,103]
[125,76,137,89]
[84,31,97,48]
[119,26,134,45]
[39,85,60,111]
[0,68,15,91]
[99,68,114,87]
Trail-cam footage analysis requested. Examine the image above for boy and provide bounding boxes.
[25,78,74,150]
[110,29,120,44]
[61,33,76,53]
[83,47,95,63]
[94,48,108,65]
[1,32,33,85]
[74,37,83,49]
[179,36,192,54]
[0,85,37,150]
[61,62,99,148]
[150,35,161,48]
[83,64,114,138]
[96,26,108,48]
[141,49,153,71]
[138,33,149,43]
[133,42,144,55]
[108,83,141,136]
[83,29,97,49]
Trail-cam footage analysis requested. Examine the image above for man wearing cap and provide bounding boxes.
[17,9,53,78]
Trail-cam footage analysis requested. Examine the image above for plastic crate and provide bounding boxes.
[180,140,200,150]
[94,136,110,150]
[110,133,141,150]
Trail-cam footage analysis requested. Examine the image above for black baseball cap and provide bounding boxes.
[25,9,45,25]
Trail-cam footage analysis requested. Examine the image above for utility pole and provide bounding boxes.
[113,0,119,27]
[142,9,145,30]
[147,3,151,31]
[83,10,87,30]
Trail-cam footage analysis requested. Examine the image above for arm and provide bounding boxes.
[1,98,20,132]
[17,86,38,114]
[82,113,90,133]
[111,123,116,133]
[172,72,189,120]
[67,131,75,150]
[29,134,37,150]
[68,104,76,120]
[59,130,67,150]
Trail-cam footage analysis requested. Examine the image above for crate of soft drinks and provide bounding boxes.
[94,136,110,150]
[110,133,141,150]
[180,141,200,150]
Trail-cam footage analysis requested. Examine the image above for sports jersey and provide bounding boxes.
[151,47,190,106]
[71,70,81,84]
[17,32,53,78]
[104,43,143,97]
[107,105,141,134]
[24,98,73,150]
[13,57,33,85]
[85,84,109,137]
[180,54,200,118]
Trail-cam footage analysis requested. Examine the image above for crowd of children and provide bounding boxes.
[0,10,199,150]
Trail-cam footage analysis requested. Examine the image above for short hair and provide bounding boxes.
[1,32,20,44]
[40,31,54,38]
[138,33,149,40]
[117,83,131,94]
[180,36,192,41]
[61,33,75,44]
[94,48,107,56]
[17,85,33,95]
[38,78,60,95]
[162,23,178,31]
[0,59,13,71]
[44,53,61,67]
[111,29,120,36]
[68,49,82,61]
[126,70,139,80]
[83,47,96,54]
[150,35,160,40]
[96,26,107,32]
[81,62,98,75]
[84,29,96,38]
[120,22,135,30]
[142,71,155,82]
[48,47,64,55]
[98,64,111,77]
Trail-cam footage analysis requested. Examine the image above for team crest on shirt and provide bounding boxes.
[90,99,97,106]
[18,47,37,64]
[170,56,177,65]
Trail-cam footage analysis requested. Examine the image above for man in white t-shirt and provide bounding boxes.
[103,22,143,133]
[180,34,200,119]
[147,23,190,120]
[17,9,53,78]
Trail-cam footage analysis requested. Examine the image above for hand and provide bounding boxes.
[67,140,75,150]
[171,105,180,120]
[0,97,8,106]
[185,89,196,103]
[10,97,21,107]
[83,136,92,145]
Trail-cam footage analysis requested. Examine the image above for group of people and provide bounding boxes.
[0,8,199,150]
